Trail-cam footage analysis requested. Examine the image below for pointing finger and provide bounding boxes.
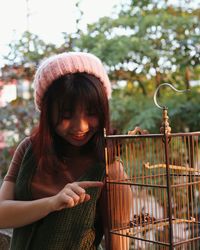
[77,181,103,189]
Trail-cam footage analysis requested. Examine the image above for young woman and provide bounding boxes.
[0,52,131,249]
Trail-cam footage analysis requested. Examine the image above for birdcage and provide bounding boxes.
[104,84,200,250]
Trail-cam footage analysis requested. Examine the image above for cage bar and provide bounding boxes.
[105,132,200,249]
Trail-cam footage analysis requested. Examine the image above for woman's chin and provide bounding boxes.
[66,135,91,147]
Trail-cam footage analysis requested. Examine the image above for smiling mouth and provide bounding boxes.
[71,133,88,140]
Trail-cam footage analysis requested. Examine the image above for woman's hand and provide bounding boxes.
[0,181,103,228]
[50,181,103,211]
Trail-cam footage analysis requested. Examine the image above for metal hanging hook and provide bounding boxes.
[153,83,190,109]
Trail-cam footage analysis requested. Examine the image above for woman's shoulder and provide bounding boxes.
[3,137,32,182]
[13,137,32,159]
[20,136,31,145]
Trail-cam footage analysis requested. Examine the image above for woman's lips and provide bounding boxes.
[71,133,88,141]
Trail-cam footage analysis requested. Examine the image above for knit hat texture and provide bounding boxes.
[33,52,111,111]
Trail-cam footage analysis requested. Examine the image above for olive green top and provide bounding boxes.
[10,143,105,250]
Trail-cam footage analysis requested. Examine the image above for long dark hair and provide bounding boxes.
[31,73,111,171]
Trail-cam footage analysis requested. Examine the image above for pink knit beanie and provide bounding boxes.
[33,52,112,111]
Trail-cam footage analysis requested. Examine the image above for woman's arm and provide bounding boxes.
[0,180,103,229]
[0,181,53,228]
[101,160,132,250]
[0,136,103,229]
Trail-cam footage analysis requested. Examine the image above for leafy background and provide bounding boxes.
[0,0,200,178]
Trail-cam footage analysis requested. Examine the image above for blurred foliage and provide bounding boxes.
[76,0,200,93]
[0,97,38,135]
[0,0,200,178]
[3,31,78,67]
[110,85,200,134]
[0,97,39,177]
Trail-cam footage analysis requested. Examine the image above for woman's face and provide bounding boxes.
[53,104,99,147]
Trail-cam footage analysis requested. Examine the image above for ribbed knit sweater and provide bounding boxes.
[10,143,105,250]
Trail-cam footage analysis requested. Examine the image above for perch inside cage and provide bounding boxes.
[104,84,200,250]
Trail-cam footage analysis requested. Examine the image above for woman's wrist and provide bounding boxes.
[45,196,57,213]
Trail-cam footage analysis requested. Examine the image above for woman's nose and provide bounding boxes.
[72,117,89,133]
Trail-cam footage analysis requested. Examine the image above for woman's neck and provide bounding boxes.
[54,135,94,159]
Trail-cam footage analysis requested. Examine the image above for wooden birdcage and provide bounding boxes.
[104,84,200,250]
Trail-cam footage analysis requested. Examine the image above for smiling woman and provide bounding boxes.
[0,51,132,250]
[49,74,104,148]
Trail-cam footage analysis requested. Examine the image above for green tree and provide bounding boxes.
[75,0,200,133]
[76,0,200,94]
[1,0,200,179]
[0,0,83,178]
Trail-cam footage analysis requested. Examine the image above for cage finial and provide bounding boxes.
[153,83,190,134]
[160,108,171,134]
